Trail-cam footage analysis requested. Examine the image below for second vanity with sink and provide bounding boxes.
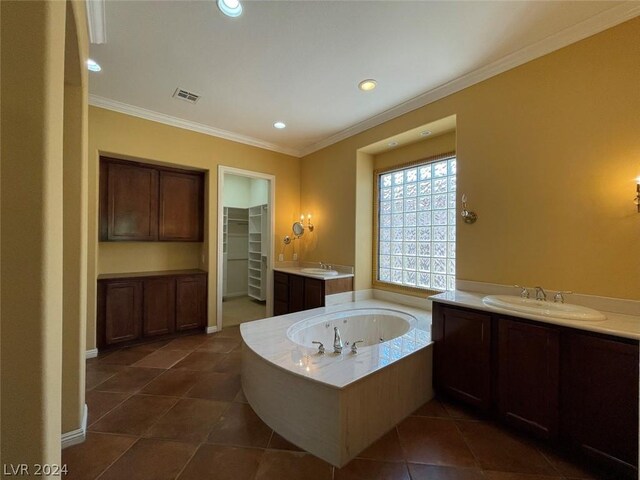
[273,263,354,316]
[430,290,639,478]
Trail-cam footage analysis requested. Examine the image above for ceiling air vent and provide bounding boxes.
[172,87,200,104]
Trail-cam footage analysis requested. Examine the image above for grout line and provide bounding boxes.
[172,440,202,480]
[94,436,142,480]
[86,391,134,428]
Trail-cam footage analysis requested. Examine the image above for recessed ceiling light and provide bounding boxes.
[388,141,398,147]
[87,59,102,72]
[420,130,432,137]
[273,121,286,129]
[358,79,377,92]
[217,0,242,17]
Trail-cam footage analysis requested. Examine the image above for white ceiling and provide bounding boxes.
[88,1,638,157]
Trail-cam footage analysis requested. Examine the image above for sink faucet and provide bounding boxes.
[553,291,573,303]
[534,286,547,301]
[333,327,343,354]
[514,285,530,299]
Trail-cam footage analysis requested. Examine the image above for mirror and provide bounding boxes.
[292,221,304,238]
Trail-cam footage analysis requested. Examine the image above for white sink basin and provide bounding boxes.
[482,295,606,321]
[300,267,339,276]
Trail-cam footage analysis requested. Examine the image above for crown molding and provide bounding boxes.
[297,2,640,157]
[89,95,302,157]
[86,0,107,44]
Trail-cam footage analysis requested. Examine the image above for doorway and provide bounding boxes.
[217,166,274,331]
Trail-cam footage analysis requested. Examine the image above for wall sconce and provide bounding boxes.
[635,178,640,213]
[461,194,478,224]
[297,214,314,232]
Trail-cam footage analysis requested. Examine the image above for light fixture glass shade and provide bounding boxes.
[217,0,242,17]
[87,59,102,72]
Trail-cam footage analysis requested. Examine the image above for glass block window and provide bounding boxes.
[376,155,456,291]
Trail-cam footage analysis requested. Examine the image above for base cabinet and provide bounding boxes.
[102,280,143,345]
[98,270,207,349]
[176,275,207,331]
[561,331,639,474]
[143,277,176,337]
[274,271,343,316]
[498,317,559,439]
[432,304,491,409]
[432,302,638,477]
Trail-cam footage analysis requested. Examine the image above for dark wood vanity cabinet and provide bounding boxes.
[274,271,353,316]
[497,317,559,439]
[561,331,639,472]
[432,301,639,477]
[432,303,492,410]
[175,275,207,331]
[100,157,204,242]
[143,277,176,337]
[98,270,207,349]
[101,279,143,345]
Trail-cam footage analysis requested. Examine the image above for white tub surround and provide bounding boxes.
[432,290,640,340]
[241,300,432,466]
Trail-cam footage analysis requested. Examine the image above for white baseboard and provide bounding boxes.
[206,326,219,334]
[85,349,98,359]
[61,404,87,449]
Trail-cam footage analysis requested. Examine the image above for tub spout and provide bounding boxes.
[333,327,343,354]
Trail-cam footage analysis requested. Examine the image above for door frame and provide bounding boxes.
[216,165,275,332]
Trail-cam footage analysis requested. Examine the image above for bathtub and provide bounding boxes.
[240,300,433,467]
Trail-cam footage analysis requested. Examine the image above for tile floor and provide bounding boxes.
[222,296,266,328]
[66,327,610,480]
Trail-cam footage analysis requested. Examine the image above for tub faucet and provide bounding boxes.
[333,327,343,354]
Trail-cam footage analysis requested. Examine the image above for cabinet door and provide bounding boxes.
[432,304,492,409]
[561,331,639,475]
[175,275,207,331]
[289,275,305,313]
[273,271,289,316]
[498,317,559,439]
[103,280,143,346]
[304,278,325,310]
[143,277,176,337]
[104,161,159,241]
[159,171,203,241]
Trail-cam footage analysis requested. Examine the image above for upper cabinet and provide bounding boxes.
[159,171,203,241]
[100,157,204,242]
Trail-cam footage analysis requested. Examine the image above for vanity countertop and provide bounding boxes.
[97,269,207,280]
[273,265,354,280]
[430,290,640,340]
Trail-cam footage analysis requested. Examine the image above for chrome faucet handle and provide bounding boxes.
[514,285,530,299]
[312,341,325,354]
[319,261,325,269]
[534,286,547,301]
[553,291,573,304]
[333,326,343,353]
[351,340,364,354]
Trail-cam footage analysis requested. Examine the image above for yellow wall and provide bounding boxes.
[373,131,456,171]
[87,107,301,349]
[2,0,88,465]
[301,18,640,300]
